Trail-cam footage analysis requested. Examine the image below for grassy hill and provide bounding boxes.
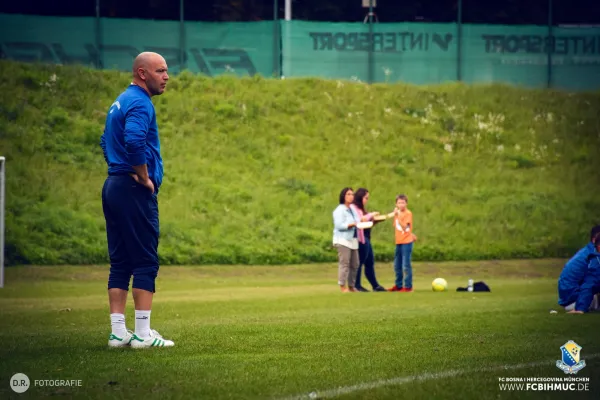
[1,60,599,266]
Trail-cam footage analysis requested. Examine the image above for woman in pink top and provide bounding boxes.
[350,188,387,292]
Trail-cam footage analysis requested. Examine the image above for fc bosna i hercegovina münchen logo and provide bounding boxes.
[556,341,586,374]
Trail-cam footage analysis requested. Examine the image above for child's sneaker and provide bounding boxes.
[388,286,403,292]
[400,288,413,292]
[108,330,134,348]
[130,329,175,348]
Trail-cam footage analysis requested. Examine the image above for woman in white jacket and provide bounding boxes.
[332,187,361,292]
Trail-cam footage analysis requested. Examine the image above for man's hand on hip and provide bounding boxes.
[131,174,155,193]
[130,164,155,194]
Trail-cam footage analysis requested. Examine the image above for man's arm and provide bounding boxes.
[124,101,154,193]
[132,164,150,183]
[100,132,108,164]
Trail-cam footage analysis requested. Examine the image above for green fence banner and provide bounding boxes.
[462,24,600,91]
[1,14,600,91]
[0,14,277,78]
[283,21,459,84]
[283,20,600,91]
[0,14,98,67]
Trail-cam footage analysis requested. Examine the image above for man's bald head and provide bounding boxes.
[132,52,169,96]
[132,52,165,75]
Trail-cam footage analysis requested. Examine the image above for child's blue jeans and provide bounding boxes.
[394,242,413,289]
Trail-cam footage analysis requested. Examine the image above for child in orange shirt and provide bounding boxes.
[389,194,417,292]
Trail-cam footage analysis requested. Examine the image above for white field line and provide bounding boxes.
[276,353,600,400]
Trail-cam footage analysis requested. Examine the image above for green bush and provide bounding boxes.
[1,60,599,265]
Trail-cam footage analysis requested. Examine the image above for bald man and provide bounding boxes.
[100,52,174,348]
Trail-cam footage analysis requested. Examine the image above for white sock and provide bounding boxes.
[110,313,127,337]
[135,310,151,339]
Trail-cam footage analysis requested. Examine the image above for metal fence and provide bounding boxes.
[1,1,599,91]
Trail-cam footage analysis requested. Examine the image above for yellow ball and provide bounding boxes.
[432,278,448,292]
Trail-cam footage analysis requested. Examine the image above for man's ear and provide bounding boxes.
[137,68,146,81]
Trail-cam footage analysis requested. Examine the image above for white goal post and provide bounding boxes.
[0,156,4,288]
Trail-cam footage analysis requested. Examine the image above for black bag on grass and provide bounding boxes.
[456,281,491,292]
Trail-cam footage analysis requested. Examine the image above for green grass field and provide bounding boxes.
[2,60,600,266]
[1,260,598,399]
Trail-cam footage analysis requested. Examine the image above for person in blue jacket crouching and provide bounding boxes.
[558,225,600,314]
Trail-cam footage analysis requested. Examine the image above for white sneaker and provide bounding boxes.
[130,329,175,348]
[108,330,134,348]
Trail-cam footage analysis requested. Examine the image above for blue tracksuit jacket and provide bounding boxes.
[100,84,164,192]
[558,242,600,312]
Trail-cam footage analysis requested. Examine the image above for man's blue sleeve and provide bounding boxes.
[124,100,151,167]
[100,132,108,164]
[575,257,600,312]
